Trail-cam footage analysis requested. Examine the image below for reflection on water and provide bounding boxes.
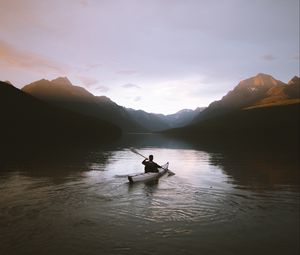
[0,134,299,255]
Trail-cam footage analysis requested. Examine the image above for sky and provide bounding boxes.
[0,0,299,114]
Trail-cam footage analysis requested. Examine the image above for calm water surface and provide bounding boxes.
[0,134,299,255]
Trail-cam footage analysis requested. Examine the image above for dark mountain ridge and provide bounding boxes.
[22,78,145,132]
[166,74,300,144]
[0,81,121,146]
[168,103,299,138]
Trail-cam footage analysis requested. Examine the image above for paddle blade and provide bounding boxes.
[167,171,175,176]
[129,147,147,159]
[129,147,137,154]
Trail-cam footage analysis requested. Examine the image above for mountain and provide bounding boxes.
[287,76,300,97]
[166,74,300,144]
[126,109,171,131]
[246,75,300,109]
[164,108,205,127]
[1,80,12,85]
[22,76,204,132]
[193,73,299,122]
[126,107,205,132]
[288,75,300,86]
[22,77,145,132]
[22,77,92,100]
[167,103,300,143]
[0,81,121,145]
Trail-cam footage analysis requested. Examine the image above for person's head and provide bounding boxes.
[149,155,154,161]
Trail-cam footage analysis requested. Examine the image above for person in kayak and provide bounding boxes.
[142,155,160,173]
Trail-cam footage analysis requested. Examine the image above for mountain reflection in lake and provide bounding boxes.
[0,134,299,255]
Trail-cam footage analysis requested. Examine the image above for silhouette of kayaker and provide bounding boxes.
[142,155,160,173]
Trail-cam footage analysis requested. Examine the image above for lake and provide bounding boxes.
[0,134,299,255]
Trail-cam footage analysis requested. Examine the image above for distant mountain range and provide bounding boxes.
[22,77,203,132]
[0,81,121,145]
[126,107,204,132]
[166,73,300,143]
[1,73,299,146]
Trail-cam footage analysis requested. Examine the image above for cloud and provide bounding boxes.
[77,75,98,86]
[134,96,141,102]
[116,69,138,75]
[83,63,102,71]
[95,85,109,93]
[122,83,141,89]
[0,40,69,74]
[261,54,276,61]
[79,0,89,7]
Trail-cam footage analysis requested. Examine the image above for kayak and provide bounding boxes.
[128,162,169,183]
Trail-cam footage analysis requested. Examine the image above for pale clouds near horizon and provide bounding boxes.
[0,0,299,114]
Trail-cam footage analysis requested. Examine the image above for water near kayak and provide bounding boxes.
[1,134,299,255]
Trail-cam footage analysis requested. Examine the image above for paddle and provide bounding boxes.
[130,148,175,175]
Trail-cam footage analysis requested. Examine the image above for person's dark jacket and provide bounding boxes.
[142,159,160,173]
